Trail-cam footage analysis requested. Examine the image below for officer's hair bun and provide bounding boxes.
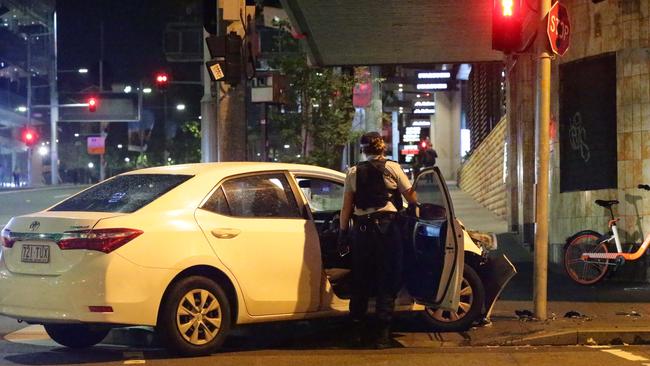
[363,136,386,155]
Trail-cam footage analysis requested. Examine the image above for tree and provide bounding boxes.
[270,20,355,169]
[168,120,201,164]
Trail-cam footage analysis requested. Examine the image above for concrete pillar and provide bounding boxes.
[432,90,462,181]
[365,66,383,132]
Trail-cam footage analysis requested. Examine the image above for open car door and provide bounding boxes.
[404,167,463,311]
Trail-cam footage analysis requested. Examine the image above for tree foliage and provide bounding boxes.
[270,20,355,169]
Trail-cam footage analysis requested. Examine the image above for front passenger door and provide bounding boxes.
[404,167,463,311]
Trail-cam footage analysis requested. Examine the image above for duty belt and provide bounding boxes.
[353,212,396,232]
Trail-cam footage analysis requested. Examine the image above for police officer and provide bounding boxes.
[338,131,418,348]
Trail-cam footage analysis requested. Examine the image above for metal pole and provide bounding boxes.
[26,35,32,187]
[99,22,107,180]
[50,11,59,185]
[263,103,269,161]
[534,0,552,321]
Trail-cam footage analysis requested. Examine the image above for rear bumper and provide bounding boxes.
[0,251,174,326]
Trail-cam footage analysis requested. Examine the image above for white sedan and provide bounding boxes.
[0,163,514,355]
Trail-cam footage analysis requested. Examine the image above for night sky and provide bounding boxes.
[57,0,172,86]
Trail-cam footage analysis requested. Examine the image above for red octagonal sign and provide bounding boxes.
[547,2,571,56]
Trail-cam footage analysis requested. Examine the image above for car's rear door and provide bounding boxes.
[405,167,463,311]
[194,171,322,316]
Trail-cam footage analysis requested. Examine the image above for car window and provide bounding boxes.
[202,186,231,216]
[296,177,344,212]
[50,174,192,213]
[414,171,446,208]
[213,174,301,218]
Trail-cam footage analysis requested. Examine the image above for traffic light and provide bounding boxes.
[420,140,427,150]
[205,31,242,86]
[87,97,97,112]
[492,0,522,53]
[155,73,169,91]
[21,127,38,147]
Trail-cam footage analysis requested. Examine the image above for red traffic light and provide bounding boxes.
[501,0,514,16]
[492,0,522,53]
[21,128,38,147]
[155,73,170,90]
[420,141,427,149]
[88,97,97,112]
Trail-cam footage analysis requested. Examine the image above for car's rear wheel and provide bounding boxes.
[44,324,110,348]
[422,264,485,331]
[156,276,231,356]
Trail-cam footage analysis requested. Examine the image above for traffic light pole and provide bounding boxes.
[50,11,59,185]
[534,0,552,321]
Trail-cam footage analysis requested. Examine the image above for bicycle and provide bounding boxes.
[563,184,650,285]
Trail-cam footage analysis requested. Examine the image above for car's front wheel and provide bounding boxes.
[422,264,485,331]
[156,276,231,356]
[44,324,110,348]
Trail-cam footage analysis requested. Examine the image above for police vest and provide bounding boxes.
[354,160,403,210]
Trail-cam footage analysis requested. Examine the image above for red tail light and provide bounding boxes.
[58,228,143,253]
[1,229,15,248]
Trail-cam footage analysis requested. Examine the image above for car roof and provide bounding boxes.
[119,162,346,179]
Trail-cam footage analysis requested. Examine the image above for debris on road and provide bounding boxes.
[564,310,591,320]
[615,311,642,317]
[515,310,537,321]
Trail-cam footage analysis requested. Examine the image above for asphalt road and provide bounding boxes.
[0,185,87,227]
[2,330,650,366]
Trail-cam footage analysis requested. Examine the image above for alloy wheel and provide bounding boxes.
[426,278,473,322]
[176,289,222,345]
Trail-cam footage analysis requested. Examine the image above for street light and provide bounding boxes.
[38,146,48,156]
[123,85,132,93]
[176,104,186,111]
[88,162,94,169]
[142,88,152,94]
[78,68,88,74]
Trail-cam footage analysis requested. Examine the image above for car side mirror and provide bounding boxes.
[419,203,446,221]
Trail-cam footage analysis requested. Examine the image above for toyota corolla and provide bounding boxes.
[0,163,515,356]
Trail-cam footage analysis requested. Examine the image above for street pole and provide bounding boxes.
[50,11,59,185]
[26,34,32,187]
[534,0,552,321]
[99,22,107,181]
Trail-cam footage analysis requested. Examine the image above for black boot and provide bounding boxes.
[347,319,366,348]
[374,323,393,349]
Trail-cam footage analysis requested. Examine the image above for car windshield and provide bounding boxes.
[49,174,193,213]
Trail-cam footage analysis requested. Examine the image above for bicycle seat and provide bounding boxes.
[595,199,619,208]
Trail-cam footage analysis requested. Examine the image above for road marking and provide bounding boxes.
[123,351,145,364]
[53,194,71,198]
[601,349,649,362]
[4,325,57,347]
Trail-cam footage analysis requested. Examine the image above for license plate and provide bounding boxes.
[21,244,51,264]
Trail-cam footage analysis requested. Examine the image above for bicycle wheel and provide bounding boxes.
[564,233,609,285]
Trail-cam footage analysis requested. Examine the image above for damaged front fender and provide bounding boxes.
[477,253,517,319]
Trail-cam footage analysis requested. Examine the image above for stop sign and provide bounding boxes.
[547,2,571,56]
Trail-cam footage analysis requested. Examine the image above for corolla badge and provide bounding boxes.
[28,221,41,232]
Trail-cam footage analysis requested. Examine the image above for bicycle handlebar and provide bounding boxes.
[638,184,650,191]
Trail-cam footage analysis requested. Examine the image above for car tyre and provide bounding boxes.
[422,264,485,332]
[44,324,110,348]
[156,276,231,356]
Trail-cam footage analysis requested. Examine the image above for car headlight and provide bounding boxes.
[467,230,498,251]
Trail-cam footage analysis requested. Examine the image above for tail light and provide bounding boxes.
[57,228,143,253]
[1,229,15,248]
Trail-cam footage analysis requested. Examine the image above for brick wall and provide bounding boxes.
[459,117,507,219]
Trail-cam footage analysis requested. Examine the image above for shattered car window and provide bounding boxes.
[50,174,192,213]
[220,174,301,218]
